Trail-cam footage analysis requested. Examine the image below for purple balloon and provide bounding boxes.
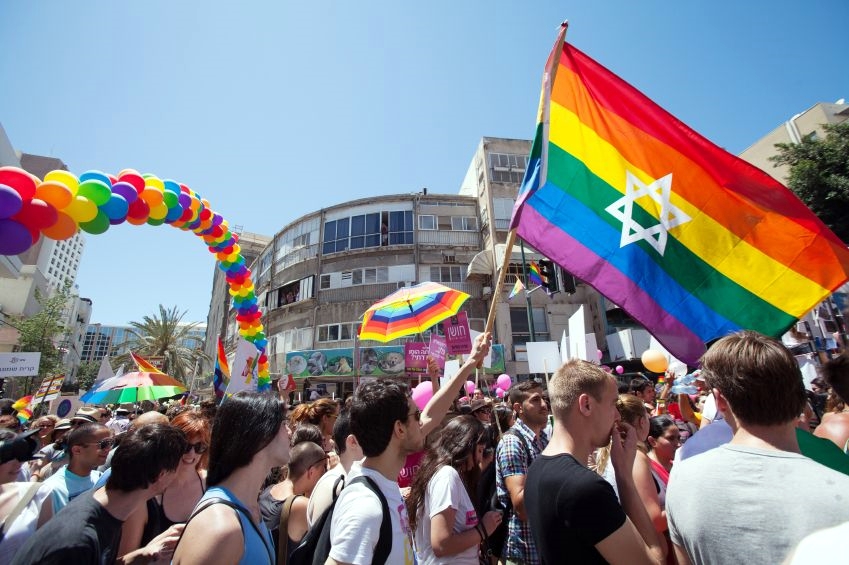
[111,181,138,204]
[211,213,223,226]
[178,193,192,209]
[0,184,23,220]
[0,219,33,255]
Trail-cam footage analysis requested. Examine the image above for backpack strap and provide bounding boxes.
[0,483,40,542]
[349,475,392,565]
[179,497,274,564]
[504,429,533,466]
[278,495,300,565]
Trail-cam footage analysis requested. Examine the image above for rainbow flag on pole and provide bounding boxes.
[508,277,526,300]
[213,338,230,400]
[528,262,544,286]
[510,23,849,364]
[130,352,165,374]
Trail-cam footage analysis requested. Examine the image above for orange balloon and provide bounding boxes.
[641,350,668,373]
[140,187,164,208]
[41,211,78,240]
[35,181,73,209]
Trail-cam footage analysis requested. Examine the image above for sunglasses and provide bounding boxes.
[86,438,115,450]
[184,442,209,454]
[308,456,329,471]
[407,409,421,422]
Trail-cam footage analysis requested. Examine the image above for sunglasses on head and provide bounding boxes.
[184,442,209,454]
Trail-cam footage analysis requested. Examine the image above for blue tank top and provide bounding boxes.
[197,486,275,565]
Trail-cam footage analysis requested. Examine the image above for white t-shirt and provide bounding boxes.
[786,521,849,563]
[329,466,415,565]
[414,465,479,565]
[306,464,345,527]
[0,483,41,565]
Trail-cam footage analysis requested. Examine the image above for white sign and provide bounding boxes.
[468,331,493,368]
[226,338,260,395]
[0,352,41,378]
[526,341,562,374]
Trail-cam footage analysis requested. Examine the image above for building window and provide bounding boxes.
[451,216,478,231]
[489,153,528,184]
[319,274,331,290]
[318,322,355,342]
[430,266,463,283]
[323,210,413,254]
[419,215,436,230]
[510,307,550,347]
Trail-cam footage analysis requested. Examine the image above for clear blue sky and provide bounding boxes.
[2,1,847,326]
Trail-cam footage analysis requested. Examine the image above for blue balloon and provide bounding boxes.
[101,193,129,221]
[0,184,23,219]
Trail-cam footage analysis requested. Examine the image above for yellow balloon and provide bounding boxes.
[149,202,168,221]
[44,170,79,195]
[65,195,98,223]
[641,350,668,373]
[143,176,165,192]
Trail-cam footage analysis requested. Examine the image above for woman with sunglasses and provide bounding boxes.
[118,411,210,561]
[407,415,503,564]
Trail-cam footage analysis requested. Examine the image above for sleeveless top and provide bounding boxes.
[196,486,275,565]
[258,487,302,559]
[140,471,204,546]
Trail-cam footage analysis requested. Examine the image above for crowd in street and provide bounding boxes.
[0,330,847,564]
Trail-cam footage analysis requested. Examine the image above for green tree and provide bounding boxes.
[15,284,71,394]
[74,360,102,392]
[119,305,207,383]
[771,121,849,243]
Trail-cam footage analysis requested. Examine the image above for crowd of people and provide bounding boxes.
[0,329,847,564]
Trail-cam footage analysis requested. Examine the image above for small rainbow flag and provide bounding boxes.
[528,262,544,286]
[510,24,849,364]
[12,395,33,422]
[130,352,165,374]
[213,337,230,400]
[508,278,526,300]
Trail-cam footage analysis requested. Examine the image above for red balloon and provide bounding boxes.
[0,167,37,201]
[12,198,58,230]
[127,198,150,219]
[118,171,145,194]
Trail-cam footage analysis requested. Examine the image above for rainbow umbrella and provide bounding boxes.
[80,371,186,404]
[359,281,470,342]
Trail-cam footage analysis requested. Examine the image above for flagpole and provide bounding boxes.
[520,239,537,342]
[484,228,518,335]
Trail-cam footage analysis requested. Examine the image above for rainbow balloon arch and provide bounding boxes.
[0,166,270,390]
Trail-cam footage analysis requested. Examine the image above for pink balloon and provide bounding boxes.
[597,349,604,360]
[411,381,434,411]
[464,380,476,395]
[495,387,506,398]
[615,365,624,374]
[496,373,512,390]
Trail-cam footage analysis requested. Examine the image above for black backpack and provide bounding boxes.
[289,474,392,565]
[476,429,532,559]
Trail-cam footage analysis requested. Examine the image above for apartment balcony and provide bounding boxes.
[318,282,405,304]
[416,230,480,248]
[274,244,319,272]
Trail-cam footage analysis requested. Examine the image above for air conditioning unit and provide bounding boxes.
[397,281,409,289]
[482,286,492,296]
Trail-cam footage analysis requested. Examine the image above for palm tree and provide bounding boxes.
[119,305,208,384]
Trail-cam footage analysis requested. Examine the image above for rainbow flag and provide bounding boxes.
[528,262,544,286]
[213,337,230,400]
[508,277,526,300]
[130,352,165,374]
[510,24,849,364]
[12,395,33,422]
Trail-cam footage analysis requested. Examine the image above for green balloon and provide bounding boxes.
[79,211,110,234]
[163,191,179,208]
[77,179,112,206]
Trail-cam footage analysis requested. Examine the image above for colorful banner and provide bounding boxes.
[404,342,430,377]
[286,344,506,377]
[444,312,472,355]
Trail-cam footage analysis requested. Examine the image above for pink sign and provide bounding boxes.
[428,334,447,370]
[405,342,430,377]
[444,312,472,355]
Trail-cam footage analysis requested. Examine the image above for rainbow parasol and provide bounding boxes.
[359,281,470,342]
[80,371,186,404]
